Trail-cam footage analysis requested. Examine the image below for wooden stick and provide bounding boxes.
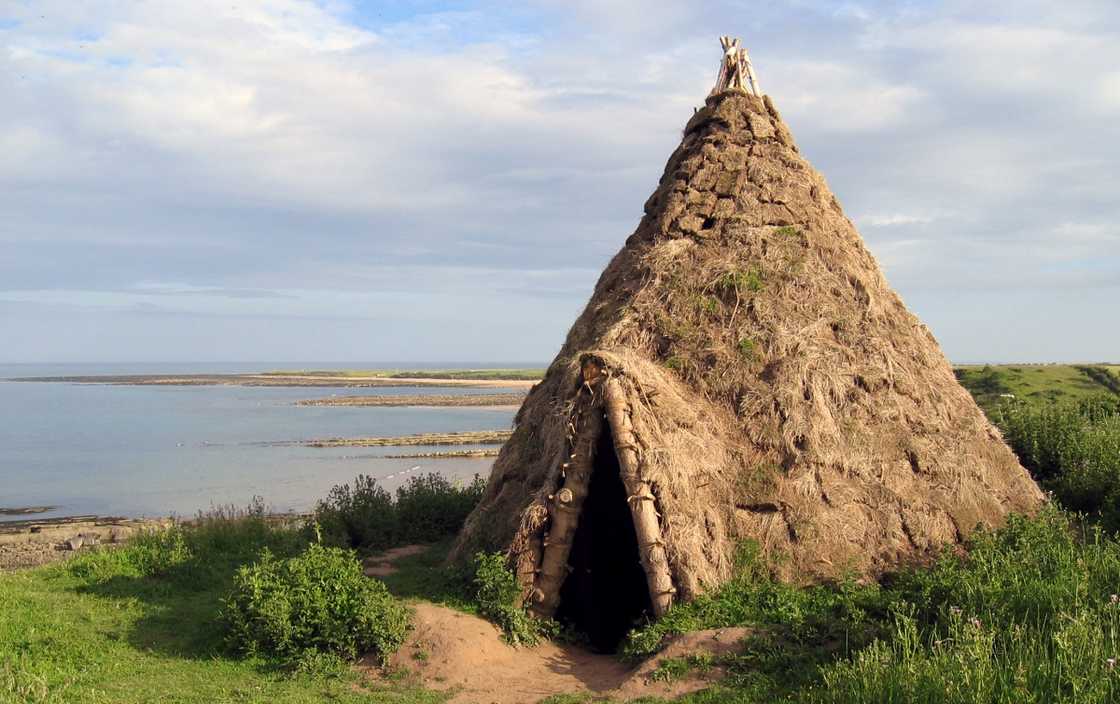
[602,379,675,616]
[742,48,762,96]
[529,392,602,619]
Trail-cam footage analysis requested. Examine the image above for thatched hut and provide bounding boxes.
[452,39,1043,650]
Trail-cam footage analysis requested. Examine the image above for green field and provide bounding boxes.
[954,363,1120,410]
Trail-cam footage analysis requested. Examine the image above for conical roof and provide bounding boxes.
[453,53,1043,624]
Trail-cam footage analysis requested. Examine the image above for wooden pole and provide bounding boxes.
[742,48,762,97]
[602,379,675,616]
[529,387,602,619]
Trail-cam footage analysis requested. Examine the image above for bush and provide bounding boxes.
[314,473,485,552]
[224,542,411,664]
[473,552,546,646]
[397,474,486,544]
[315,475,397,551]
[994,397,1120,527]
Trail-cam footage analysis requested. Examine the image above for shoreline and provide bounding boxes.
[0,512,312,571]
[296,392,526,408]
[384,449,501,459]
[300,430,512,448]
[7,373,540,389]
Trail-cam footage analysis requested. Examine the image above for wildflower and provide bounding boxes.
[969,617,982,629]
[1107,658,1116,671]
[949,606,962,616]
[1111,594,1118,605]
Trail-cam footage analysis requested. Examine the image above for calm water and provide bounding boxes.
[0,363,528,522]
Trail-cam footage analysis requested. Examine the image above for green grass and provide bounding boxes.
[954,364,1120,411]
[623,509,1120,703]
[0,478,498,704]
[0,515,443,704]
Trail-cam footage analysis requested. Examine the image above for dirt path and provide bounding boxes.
[368,603,747,704]
[361,545,747,703]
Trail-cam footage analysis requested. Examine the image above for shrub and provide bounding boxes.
[315,475,397,551]
[314,473,485,552]
[473,552,546,646]
[994,397,1120,527]
[397,474,486,544]
[224,543,411,664]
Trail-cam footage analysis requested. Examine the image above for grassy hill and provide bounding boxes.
[954,363,1120,410]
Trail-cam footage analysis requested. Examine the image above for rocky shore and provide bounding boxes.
[301,430,513,448]
[296,393,526,407]
[0,515,172,571]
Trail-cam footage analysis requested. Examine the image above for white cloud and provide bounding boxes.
[766,60,926,132]
[860,213,936,227]
[1,0,1119,362]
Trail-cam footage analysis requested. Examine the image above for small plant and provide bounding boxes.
[224,543,412,664]
[651,653,716,682]
[473,552,546,646]
[737,337,757,361]
[774,225,801,238]
[690,294,720,316]
[717,268,765,297]
[665,355,686,372]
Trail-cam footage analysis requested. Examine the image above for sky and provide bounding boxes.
[1,0,1118,365]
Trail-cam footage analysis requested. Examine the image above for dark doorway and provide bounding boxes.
[555,419,654,652]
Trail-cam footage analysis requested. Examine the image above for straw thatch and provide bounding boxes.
[452,79,1043,621]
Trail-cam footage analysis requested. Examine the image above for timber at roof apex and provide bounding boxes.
[711,36,762,97]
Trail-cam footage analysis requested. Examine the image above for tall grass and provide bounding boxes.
[994,396,1120,527]
[67,498,308,589]
[812,510,1120,703]
[637,509,1120,703]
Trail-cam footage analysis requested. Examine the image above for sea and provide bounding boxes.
[0,362,531,523]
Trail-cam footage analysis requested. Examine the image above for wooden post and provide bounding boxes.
[530,386,602,619]
[602,379,675,616]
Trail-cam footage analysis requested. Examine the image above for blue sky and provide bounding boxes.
[1,0,1118,364]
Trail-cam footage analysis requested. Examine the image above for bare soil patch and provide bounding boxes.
[359,545,742,703]
[366,603,744,703]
